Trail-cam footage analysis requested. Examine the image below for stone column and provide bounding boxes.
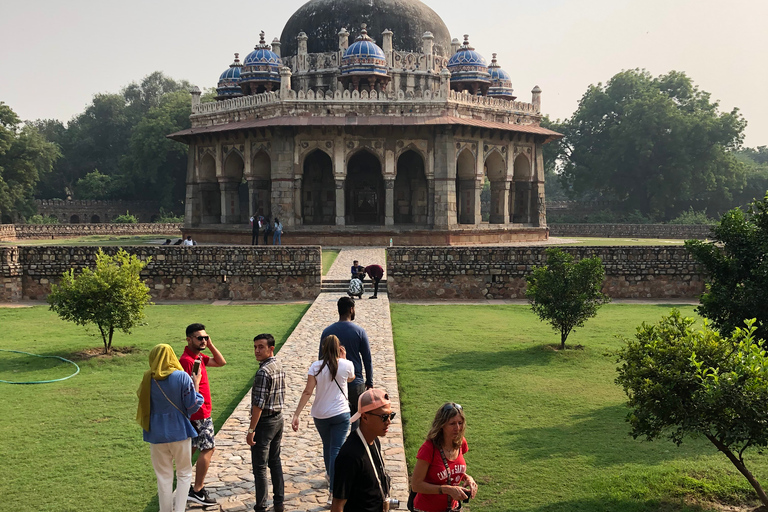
[385,177,395,226]
[218,179,240,224]
[427,177,435,226]
[508,181,516,223]
[335,179,345,226]
[293,176,303,225]
[433,128,457,228]
[489,180,510,224]
[246,178,258,219]
[473,178,483,224]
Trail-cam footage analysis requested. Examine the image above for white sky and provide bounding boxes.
[1,0,766,146]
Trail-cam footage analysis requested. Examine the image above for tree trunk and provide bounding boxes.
[108,327,114,354]
[560,330,567,350]
[98,324,108,354]
[706,434,768,507]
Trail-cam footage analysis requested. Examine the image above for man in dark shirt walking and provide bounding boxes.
[362,264,384,299]
[246,333,286,512]
[320,297,373,430]
[331,389,395,512]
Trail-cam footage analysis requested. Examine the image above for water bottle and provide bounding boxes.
[389,238,393,247]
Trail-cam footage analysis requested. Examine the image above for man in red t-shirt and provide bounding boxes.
[179,323,227,506]
[362,264,384,299]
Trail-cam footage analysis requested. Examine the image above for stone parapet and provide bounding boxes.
[34,199,162,224]
[386,246,705,300]
[0,246,321,302]
[0,224,15,242]
[13,223,182,239]
[549,224,713,240]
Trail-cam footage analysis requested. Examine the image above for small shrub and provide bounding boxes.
[112,211,138,224]
[26,214,59,225]
[669,208,716,225]
[153,208,184,223]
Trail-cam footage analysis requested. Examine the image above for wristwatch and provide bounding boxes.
[247,428,255,434]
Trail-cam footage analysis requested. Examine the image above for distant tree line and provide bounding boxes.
[544,69,767,223]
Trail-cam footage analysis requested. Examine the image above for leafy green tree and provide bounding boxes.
[112,211,138,224]
[668,207,716,225]
[26,214,58,225]
[540,116,569,201]
[616,311,768,507]
[75,169,114,200]
[525,247,610,349]
[0,103,60,218]
[560,69,746,220]
[685,194,768,341]
[47,249,151,354]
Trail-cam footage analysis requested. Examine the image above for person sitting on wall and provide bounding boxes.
[162,239,172,246]
[173,239,183,245]
[183,235,197,246]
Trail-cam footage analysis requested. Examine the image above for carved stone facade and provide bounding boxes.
[169,1,561,245]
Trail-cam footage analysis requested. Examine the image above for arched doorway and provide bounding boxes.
[302,150,335,225]
[222,151,248,224]
[394,150,428,224]
[346,150,384,225]
[512,154,532,223]
[199,153,220,224]
[485,151,507,224]
[90,215,100,223]
[69,215,80,224]
[455,149,476,224]
[251,151,271,217]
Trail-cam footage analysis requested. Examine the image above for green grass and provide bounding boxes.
[391,304,768,512]
[0,303,308,512]
[322,249,340,275]
[552,237,693,246]
[0,234,181,246]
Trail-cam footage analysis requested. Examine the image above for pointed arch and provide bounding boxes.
[394,150,428,224]
[456,148,476,224]
[346,149,384,225]
[512,153,533,223]
[302,149,335,225]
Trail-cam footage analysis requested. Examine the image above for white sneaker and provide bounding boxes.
[327,492,333,507]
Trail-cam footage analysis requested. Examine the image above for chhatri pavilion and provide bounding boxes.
[169,0,561,245]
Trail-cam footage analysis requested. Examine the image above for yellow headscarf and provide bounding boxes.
[136,344,185,431]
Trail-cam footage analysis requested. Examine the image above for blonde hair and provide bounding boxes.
[426,402,466,450]
[316,335,341,380]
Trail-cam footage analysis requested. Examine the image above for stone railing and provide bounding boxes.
[35,199,158,208]
[548,224,714,240]
[386,246,706,300]
[446,90,537,112]
[13,223,182,239]
[0,224,15,242]
[0,246,322,302]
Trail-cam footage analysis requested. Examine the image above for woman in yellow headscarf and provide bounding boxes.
[137,344,204,512]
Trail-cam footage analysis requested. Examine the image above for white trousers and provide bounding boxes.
[150,438,193,512]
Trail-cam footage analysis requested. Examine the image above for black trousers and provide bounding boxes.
[251,413,284,512]
[348,381,366,431]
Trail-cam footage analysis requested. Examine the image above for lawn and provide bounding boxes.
[391,304,768,512]
[0,303,308,512]
[322,249,340,275]
[0,234,180,246]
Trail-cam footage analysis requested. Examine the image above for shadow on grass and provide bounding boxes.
[504,404,705,467]
[426,344,565,373]
[142,494,159,512]
[522,497,717,512]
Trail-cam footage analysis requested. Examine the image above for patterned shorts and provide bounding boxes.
[191,418,215,451]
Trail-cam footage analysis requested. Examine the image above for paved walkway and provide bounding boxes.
[193,248,406,512]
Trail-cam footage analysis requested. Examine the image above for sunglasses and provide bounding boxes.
[442,403,463,413]
[368,412,396,422]
[194,336,210,341]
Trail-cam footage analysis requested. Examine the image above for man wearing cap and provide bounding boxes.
[331,389,395,512]
[321,297,373,430]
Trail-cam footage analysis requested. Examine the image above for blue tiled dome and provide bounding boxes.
[341,26,388,77]
[216,54,244,100]
[240,32,283,94]
[487,54,515,100]
[447,35,490,85]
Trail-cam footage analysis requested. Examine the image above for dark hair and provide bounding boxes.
[254,333,276,347]
[317,335,341,381]
[337,296,355,316]
[186,323,205,337]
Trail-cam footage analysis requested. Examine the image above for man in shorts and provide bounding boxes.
[180,323,227,506]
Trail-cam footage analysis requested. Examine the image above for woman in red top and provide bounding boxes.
[411,403,478,512]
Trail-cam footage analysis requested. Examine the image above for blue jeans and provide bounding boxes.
[313,412,350,488]
[273,231,281,245]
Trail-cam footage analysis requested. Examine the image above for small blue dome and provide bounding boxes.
[341,26,388,77]
[487,53,515,100]
[240,32,283,94]
[447,35,490,85]
[216,54,244,100]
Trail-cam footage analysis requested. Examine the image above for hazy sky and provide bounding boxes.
[2,0,766,146]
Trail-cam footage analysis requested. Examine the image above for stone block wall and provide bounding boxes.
[0,246,321,302]
[387,246,705,300]
[0,224,15,242]
[13,223,182,239]
[549,224,713,240]
[34,199,162,223]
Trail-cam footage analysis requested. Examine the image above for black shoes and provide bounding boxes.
[188,485,217,506]
[369,295,378,299]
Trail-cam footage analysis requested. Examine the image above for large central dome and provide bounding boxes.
[280,0,452,57]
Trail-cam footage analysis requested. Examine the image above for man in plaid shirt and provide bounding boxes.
[246,333,286,512]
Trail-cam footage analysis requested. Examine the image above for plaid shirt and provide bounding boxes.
[251,357,285,415]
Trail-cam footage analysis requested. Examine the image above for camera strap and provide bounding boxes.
[356,428,387,500]
[437,444,457,511]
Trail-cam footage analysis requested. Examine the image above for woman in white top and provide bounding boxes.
[292,334,355,491]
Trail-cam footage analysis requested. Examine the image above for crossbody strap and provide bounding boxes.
[333,375,348,400]
[153,378,188,419]
[436,443,455,511]
[356,428,387,500]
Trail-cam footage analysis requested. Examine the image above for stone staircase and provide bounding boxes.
[320,278,388,294]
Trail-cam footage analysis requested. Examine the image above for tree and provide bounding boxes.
[525,247,610,349]
[47,249,152,354]
[685,193,768,342]
[560,69,747,220]
[75,169,114,199]
[0,103,60,218]
[616,310,768,507]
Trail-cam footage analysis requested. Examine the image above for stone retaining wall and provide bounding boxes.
[0,224,15,242]
[549,224,713,239]
[34,199,161,223]
[387,246,705,299]
[0,246,321,302]
[13,223,182,239]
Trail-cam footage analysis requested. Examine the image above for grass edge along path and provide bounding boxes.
[322,248,340,276]
[0,303,308,512]
[391,303,768,512]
